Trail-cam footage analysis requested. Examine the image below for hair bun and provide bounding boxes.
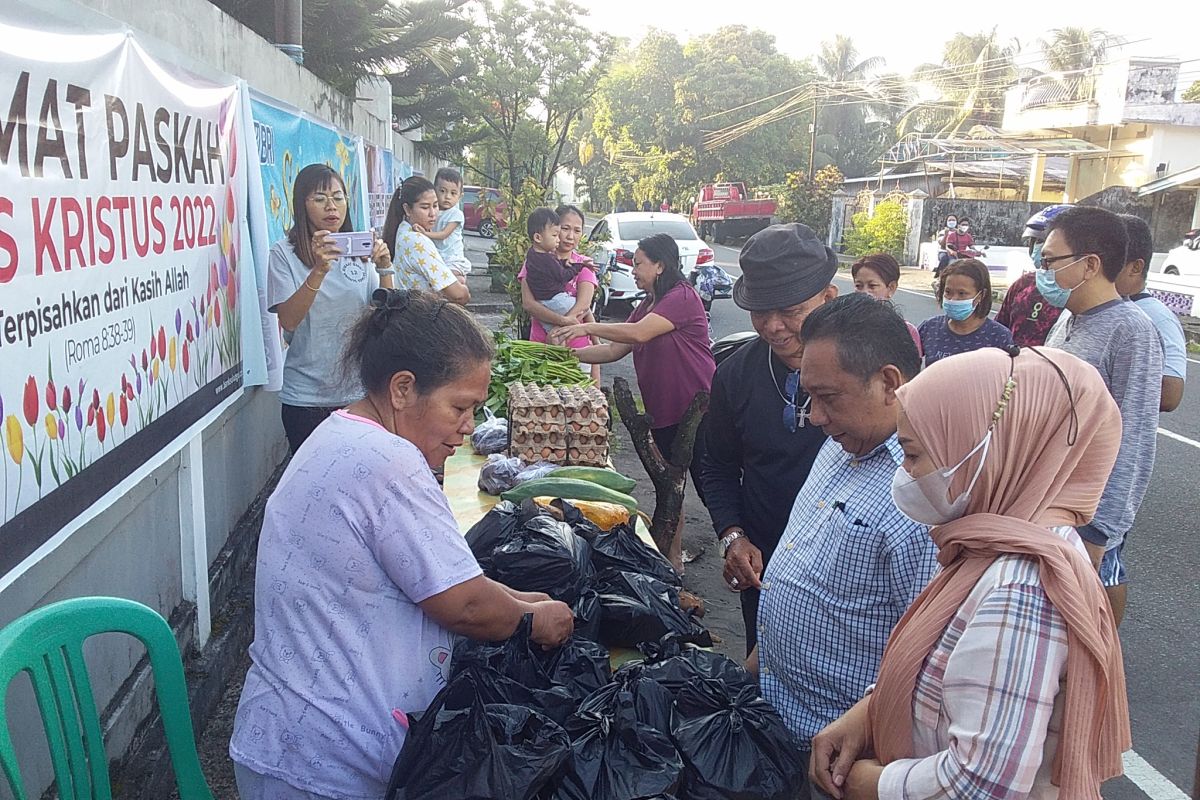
[369,288,412,331]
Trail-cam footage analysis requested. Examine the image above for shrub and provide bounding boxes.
[776,165,844,238]
[843,199,907,261]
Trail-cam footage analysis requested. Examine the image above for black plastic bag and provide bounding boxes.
[491,515,594,604]
[590,523,682,587]
[671,678,805,800]
[577,663,675,735]
[387,669,570,800]
[465,500,522,572]
[451,616,576,726]
[572,588,602,642]
[537,635,612,702]
[627,635,757,699]
[547,701,683,800]
[594,570,712,648]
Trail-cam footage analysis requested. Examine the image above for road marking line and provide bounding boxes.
[1122,750,1189,800]
[1158,427,1200,449]
[1187,357,1200,366]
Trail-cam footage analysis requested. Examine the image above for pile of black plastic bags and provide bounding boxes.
[385,500,805,800]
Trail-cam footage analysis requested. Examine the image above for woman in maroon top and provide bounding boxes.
[553,233,716,568]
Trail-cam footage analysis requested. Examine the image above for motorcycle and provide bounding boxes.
[688,263,735,336]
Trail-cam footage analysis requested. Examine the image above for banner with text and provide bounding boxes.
[0,23,247,574]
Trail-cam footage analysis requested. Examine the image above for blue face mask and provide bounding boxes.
[942,295,978,321]
[1035,255,1086,308]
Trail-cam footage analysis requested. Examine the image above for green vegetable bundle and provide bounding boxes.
[485,333,593,416]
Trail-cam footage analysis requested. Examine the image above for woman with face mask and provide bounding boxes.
[811,345,1131,800]
[918,258,1013,365]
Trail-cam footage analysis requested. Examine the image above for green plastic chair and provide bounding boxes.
[0,596,214,799]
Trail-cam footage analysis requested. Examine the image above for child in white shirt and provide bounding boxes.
[422,167,471,283]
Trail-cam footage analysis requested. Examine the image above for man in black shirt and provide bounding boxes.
[701,223,838,653]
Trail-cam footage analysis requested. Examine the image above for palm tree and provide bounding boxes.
[1040,27,1114,73]
[902,29,1019,137]
[817,35,885,84]
[813,36,891,176]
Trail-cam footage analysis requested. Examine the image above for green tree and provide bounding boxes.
[1185,80,1200,103]
[902,29,1019,136]
[775,165,845,238]
[573,26,817,212]
[1039,27,1114,72]
[211,0,473,98]
[812,36,896,177]
[456,0,610,195]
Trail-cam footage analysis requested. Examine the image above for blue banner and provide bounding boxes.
[250,95,366,246]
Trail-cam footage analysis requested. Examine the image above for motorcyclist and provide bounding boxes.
[935,213,957,273]
[993,204,1071,346]
[944,216,982,261]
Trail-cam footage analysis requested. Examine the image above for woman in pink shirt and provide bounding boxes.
[851,253,923,357]
[519,204,600,380]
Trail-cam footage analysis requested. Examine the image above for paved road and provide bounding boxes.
[469,227,1197,797]
[701,240,1199,800]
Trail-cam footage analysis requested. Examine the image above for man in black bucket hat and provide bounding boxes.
[700,223,838,654]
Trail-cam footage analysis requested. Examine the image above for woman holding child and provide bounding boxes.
[552,233,716,567]
[267,163,395,453]
[382,176,471,305]
[520,204,602,379]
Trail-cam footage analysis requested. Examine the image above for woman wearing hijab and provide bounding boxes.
[811,346,1131,800]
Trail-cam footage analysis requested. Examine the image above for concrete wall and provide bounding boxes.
[0,1,368,796]
[69,0,392,147]
[921,198,1053,246]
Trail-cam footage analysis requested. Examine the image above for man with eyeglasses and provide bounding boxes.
[700,223,837,654]
[749,294,936,799]
[1042,205,1162,625]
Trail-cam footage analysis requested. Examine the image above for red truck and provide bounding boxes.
[691,182,777,244]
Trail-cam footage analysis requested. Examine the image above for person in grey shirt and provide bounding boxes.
[1040,206,1162,625]
[1115,214,1187,412]
[268,164,396,452]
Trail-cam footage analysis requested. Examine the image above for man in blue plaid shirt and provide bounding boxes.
[750,295,938,796]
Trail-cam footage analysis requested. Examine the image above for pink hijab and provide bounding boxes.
[869,347,1131,797]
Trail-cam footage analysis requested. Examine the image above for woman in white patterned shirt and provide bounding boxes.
[812,346,1131,800]
[382,176,470,305]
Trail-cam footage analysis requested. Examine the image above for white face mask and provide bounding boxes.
[891,431,992,526]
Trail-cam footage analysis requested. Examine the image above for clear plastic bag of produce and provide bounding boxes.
[516,460,559,483]
[479,454,525,495]
[590,523,682,588]
[594,570,712,649]
[385,668,570,800]
[472,407,510,455]
[671,678,805,800]
[489,515,594,605]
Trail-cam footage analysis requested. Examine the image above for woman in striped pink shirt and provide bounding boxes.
[812,346,1131,800]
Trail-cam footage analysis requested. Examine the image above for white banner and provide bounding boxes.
[0,17,254,573]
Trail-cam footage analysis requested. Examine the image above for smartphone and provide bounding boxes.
[327,231,374,258]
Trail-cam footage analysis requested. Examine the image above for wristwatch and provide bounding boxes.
[718,528,745,558]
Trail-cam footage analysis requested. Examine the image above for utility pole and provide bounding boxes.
[808,100,818,181]
[274,0,304,64]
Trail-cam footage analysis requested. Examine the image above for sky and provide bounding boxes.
[576,0,1199,87]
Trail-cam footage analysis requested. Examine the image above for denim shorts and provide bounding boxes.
[1098,542,1127,587]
